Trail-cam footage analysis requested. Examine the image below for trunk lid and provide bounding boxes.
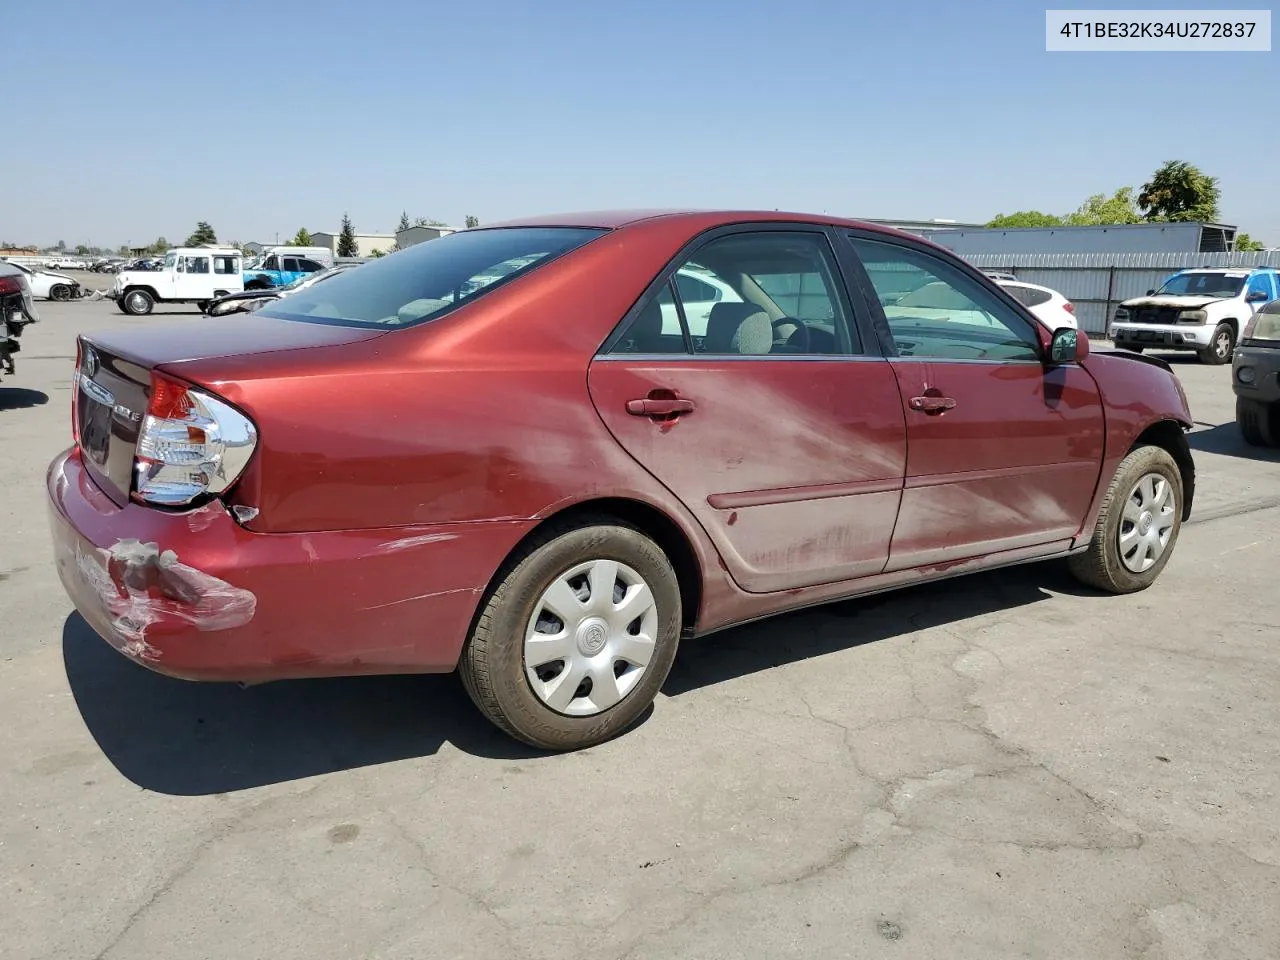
[74,315,387,504]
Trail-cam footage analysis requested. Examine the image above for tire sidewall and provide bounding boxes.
[50,284,70,301]
[479,525,681,748]
[1098,447,1184,591]
[124,290,153,315]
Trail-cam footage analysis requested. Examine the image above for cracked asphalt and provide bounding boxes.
[3,296,1279,960]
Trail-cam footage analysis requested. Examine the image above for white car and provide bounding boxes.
[2,260,82,300]
[883,278,1078,334]
[996,279,1078,330]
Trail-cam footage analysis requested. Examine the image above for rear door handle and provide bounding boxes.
[626,397,695,417]
[909,395,957,414]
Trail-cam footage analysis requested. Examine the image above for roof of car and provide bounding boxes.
[476,208,928,239]
[1178,266,1277,274]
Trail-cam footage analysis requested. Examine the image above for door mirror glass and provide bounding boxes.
[1146,288,1155,296]
[1246,289,1269,303]
[1049,327,1087,364]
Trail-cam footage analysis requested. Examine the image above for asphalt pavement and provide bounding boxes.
[2,294,1279,960]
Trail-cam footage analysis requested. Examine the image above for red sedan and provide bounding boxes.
[47,211,1196,750]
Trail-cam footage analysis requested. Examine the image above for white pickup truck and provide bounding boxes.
[1109,267,1280,365]
[111,247,245,315]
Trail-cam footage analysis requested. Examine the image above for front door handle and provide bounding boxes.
[626,397,695,418]
[909,395,957,414]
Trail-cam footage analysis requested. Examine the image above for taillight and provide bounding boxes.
[1063,301,1075,314]
[132,371,258,506]
[71,339,82,444]
[0,275,25,296]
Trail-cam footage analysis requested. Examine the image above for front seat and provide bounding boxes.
[704,302,773,355]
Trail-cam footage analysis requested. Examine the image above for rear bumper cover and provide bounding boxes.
[47,448,533,682]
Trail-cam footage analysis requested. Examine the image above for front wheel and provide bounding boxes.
[1069,445,1183,594]
[1237,397,1279,447]
[1197,323,1235,365]
[459,520,682,751]
[49,284,72,301]
[121,289,154,316]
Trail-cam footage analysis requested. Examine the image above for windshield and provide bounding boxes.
[1155,273,1246,298]
[163,252,178,270]
[258,227,605,328]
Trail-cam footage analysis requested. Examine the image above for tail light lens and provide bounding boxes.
[132,371,258,506]
[71,339,82,443]
[1063,301,1075,314]
[0,275,25,296]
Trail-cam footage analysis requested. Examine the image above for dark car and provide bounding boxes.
[48,210,1196,751]
[1234,298,1280,446]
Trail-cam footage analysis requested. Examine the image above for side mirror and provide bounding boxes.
[1246,289,1269,303]
[1145,288,1156,296]
[1048,327,1088,364]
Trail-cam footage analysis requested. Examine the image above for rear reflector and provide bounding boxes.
[1064,302,1075,314]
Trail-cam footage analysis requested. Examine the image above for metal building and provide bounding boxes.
[909,221,1239,255]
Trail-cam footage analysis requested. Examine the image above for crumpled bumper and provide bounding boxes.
[47,447,533,682]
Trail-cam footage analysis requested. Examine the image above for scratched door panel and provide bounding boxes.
[588,358,907,593]
[886,359,1105,570]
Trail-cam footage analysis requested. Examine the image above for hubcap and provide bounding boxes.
[524,558,658,717]
[1118,472,1176,573]
[128,293,148,312]
[1216,332,1231,357]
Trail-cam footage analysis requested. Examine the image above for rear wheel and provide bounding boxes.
[122,289,154,316]
[1197,323,1234,365]
[459,520,682,751]
[1069,445,1183,594]
[1237,397,1279,447]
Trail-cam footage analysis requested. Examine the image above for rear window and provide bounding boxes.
[257,227,605,329]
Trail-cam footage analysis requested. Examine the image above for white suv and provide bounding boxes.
[1109,268,1280,365]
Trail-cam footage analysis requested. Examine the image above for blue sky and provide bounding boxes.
[5,0,1277,248]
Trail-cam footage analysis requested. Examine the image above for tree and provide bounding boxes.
[1234,232,1265,252]
[74,244,90,255]
[987,211,1063,228]
[185,221,218,246]
[413,215,449,228]
[465,215,480,229]
[55,240,67,252]
[337,213,358,257]
[397,211,411,233]
[1138,161,1220,223]
[149,236,170,254]
[1064,187,1141,226]
[291,228,313,246]
[369,248,386,258]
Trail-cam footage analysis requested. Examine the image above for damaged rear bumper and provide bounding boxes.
[47,447,535,682]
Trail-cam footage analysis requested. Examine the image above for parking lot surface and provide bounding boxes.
[3,297,1279,960]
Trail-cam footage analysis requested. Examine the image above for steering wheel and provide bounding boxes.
[772,318,810,353]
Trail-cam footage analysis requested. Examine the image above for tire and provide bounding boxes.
[1237,397,1278,447]
[122,289,154,316]
[196,300,209,313]
[49,284,71,301]
[1197,323,1235,365]
[1069,445,1183,594]
[459,519,682,751]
